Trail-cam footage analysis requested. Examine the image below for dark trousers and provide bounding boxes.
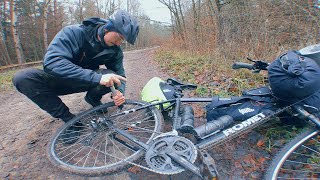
[12,68,113,122]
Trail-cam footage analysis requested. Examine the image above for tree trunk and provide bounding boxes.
[213,0,224,44]
[53,0,58,31]
[191,0,198,44]
[9,0,25,64]
[177,0,186,31]
[43,0,50,50]
[207,0,216,27]
[95,0,100,17]
[172,0,184,42]
[79,0,84,22]
[1,0,11,65]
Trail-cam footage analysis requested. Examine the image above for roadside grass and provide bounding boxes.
[259,119,306,153]
[154,48,266,97]
[0,69,19,92]
[154,48,306,152]
[0,66,42,92]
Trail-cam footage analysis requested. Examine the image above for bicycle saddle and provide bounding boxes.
[166,78,197,90]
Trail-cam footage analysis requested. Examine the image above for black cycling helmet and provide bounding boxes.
[109,9,139,45]
[299,43,320,65]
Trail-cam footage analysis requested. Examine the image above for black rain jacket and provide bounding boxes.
[43,18,126,93]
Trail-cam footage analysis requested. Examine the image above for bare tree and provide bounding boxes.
[9,0,25,64]
[0,0,12,65]
[43,0,51,50]
[79,0,84,22]
[158,0,185,42]
[95,0,101,17]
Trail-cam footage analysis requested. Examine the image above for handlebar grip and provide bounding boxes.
[110,86,124,109]
[232,62,254,70]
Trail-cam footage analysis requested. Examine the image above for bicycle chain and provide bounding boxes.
[97,136,198,175]
[121,105,296,174]
[104,97,314,175]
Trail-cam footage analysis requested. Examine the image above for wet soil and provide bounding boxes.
[0,47,273,180]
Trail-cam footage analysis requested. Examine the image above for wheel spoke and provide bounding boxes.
[280,168,320,174]
[302,144,320,156]
[285,159,320,167]
[266,129,320,180]
[49,100,163,175]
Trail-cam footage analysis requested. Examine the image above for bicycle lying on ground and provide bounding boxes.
[47,58,320,180]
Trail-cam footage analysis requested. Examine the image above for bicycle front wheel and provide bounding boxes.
[47,100,164,176]
[265,127,320,180]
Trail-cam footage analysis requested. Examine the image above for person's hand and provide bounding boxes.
[112,90,125,106]
[100,74,126,87]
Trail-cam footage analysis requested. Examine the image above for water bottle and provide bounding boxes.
[194,115,234,139]
[180,106,195,132]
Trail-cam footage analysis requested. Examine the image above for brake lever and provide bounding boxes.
[246,57,269,71]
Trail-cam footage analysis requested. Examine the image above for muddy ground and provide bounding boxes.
[0,48,273,180]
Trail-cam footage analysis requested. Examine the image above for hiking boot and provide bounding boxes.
[62,122,84,144]
[85,95,102,107]
[60,112,75,123]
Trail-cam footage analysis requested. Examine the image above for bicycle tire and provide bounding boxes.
[47,99,164,176]
[265,127,320,180]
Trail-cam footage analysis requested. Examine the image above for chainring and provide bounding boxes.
[145,135,197,175]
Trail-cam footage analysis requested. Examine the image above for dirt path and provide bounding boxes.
[0,48,270,180]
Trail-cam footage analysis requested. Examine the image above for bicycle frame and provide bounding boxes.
[99,96,281,178]
[103,96,280,149]
[48,59,320,179]
[99,92,320,179]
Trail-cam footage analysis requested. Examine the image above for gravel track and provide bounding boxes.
[0,47,270,180]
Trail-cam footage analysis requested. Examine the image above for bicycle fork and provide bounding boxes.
[292,105,320,127]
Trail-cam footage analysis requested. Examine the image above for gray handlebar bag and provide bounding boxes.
[268,50,320,103]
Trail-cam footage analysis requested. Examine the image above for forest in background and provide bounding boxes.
[159,0,320,61]
[1,0,320,66]
[0,0,170,66]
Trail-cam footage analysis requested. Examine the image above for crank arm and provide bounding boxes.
[102,118,149,150]
[199,150,218,179]
[166,152,203,179]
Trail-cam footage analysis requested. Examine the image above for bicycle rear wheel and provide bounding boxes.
[265,127,320,180]
[47,99,163,176]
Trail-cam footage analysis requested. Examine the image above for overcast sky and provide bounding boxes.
[139,0,171,24]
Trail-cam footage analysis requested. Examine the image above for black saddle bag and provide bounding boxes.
[206,87,277,121]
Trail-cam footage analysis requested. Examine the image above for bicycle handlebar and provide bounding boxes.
[232,58,269,73]
[232,62,254,70]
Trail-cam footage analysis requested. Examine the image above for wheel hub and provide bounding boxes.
[145,135,197,175]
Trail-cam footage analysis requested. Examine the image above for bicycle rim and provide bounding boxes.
[48,100,163,176]
[265,127,320,180]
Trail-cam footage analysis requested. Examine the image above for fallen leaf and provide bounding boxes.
[228,87,238,92]
[128,166,141,174]
[257,157,266,164]
[212,76,219,81]
[248,81,255,86]
[304,164,312,169]
[257,140,265,147]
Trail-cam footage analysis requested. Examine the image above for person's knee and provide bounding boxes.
[12,68,41,92]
